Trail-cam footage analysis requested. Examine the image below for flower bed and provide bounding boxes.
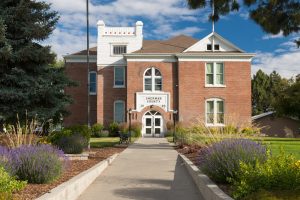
[13,147,125,200]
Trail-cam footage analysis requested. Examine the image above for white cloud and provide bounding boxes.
[262,31,284,40]
[42,0,203,58]
[252,50,300,78]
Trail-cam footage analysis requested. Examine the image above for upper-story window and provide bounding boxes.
[206,62,224,86]
[114,66,125,88]
[214,44,220,50]
[206,98,224,126]
[207,44,212,51]
[144,67,162,92]
[113,45,127,55]
[89,71,97,95]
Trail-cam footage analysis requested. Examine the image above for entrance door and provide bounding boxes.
[143,111,162,137]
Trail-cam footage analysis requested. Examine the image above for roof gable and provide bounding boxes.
[184,32,244,53]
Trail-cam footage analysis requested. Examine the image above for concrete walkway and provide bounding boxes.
[77,138,203,200]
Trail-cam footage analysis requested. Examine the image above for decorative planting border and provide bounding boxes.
[179,154,233,200]
[36,153,119,200]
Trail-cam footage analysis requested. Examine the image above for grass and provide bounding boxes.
[90,137,139,148]
[256,137,300,159]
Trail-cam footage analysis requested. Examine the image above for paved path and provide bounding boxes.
[77,138,203,200]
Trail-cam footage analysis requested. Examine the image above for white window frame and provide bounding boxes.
[114,66,125,88]
[114,100,125,123]
[143,67,163,92]
[205,98,225,126]
[205,62,225,87]
[89,71,97,95]
[111,44,127,56]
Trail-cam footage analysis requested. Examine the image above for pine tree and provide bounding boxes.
[251,70,271,115]
[0,0,74,124]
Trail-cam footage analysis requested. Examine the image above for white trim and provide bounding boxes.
[184,32,245,53]
[89,71,97,95]
[143,67,162,92]
[205,98,225,126]
[113,100,125,123]
[64,55,97,63]
[252,111,274,120]
[114,66,126,88]
[205,62,225,87]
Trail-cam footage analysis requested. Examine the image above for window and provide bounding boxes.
[206,99,224,125]
[89,71,97,95]
[144,68,162,92]
[205,62,224,86]
[214,44,220,50]
[207,44,212,51]
[113,45,127,55]
[114,101,125,123]
[114,66,125,87]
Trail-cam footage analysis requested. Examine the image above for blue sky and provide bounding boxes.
[43,0,299,78]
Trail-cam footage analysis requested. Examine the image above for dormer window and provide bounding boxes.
[214,44,220,51]
[113,45,127,55]
[207,44,212,51]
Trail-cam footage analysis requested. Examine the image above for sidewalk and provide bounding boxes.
[77,138,203,200]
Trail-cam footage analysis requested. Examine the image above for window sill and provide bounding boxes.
[205,85,226,88]
[89,93,97,96]
[113,85,126,89]
[205,123,225,127]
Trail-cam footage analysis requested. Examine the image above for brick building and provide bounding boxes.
[64,21,255,137]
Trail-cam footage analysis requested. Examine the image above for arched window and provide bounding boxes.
[206,98,224,125]
[144,68,162,92]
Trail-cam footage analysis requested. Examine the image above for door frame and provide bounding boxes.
[142,111,163,137]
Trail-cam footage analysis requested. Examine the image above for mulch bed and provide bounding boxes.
[13,147,126,200]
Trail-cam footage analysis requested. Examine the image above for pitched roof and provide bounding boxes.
[133,35,198,53]
[69,35,198,55]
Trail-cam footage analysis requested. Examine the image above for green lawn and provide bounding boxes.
[90,137,138,148]
[256,137,300,159]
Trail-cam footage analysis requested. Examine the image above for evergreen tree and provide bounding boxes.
[274,81,300,119]
[269,71,290,107]
[251,70,271,115]
[0,0,74,124]
[187,0,300,46]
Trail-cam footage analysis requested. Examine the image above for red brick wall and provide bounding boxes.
[126,61,178,123]
[64,62,97,127]
[97,66,127,126]
[178,61,251,125]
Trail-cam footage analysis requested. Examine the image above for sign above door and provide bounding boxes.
[136,92,170,112]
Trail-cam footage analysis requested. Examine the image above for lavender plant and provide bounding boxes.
[198,139,267,183]
[9,145,67,184]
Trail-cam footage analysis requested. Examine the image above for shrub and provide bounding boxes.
[66,125,91,141]
[131,122,142,138]
[48,129,72,144]
[198,139,267,183]
[231,150,300,199]
[91,123,104,137]
[0,166,26,200]
[55,134,86,154]
[9,145,67,184]
[108,122,120,137]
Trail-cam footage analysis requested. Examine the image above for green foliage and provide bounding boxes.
[0,166,26,200]
[0,0,75,124]
[130,122,142,138]
[251,70,291,115]
[91,123,105,137]
[48,129,72,144]
[108,122,120,137]
[231,150,300,199]
[55,134,86,154]
[274,81,300,119]
[186,0,300,46]
[66,125,91,142]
